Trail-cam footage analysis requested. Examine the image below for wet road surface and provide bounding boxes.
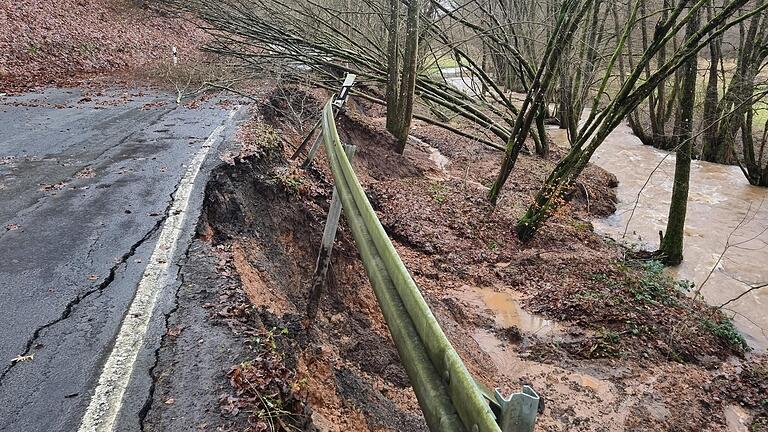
[0,87,245,431]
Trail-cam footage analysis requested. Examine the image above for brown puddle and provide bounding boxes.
[456,285,561,335]
[470,328,631,430]
[550,123,768,351]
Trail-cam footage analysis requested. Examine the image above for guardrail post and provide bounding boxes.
[494,386,540,432]
[306,144,357,320]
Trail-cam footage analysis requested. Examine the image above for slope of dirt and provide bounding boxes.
[0,0,205,92]
[151,85,766,432]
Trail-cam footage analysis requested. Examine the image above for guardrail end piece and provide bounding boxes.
[494,386,540,432]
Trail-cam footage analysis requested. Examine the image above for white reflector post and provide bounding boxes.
[334,73,357,107]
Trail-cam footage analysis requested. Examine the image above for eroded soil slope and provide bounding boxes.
[148,85,767,432]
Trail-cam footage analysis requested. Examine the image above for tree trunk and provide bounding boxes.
[385,0,401,134]
[393,0,420,154]
[534,105,549,156]
[515,0,760,242]
[658,9,699,266]
[488,0,595,204]
[701,0,722,160]
[709,10,763,164]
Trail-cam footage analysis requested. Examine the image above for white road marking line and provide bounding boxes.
[78,108,240,432]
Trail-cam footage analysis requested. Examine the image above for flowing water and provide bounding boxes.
[549,124,768,351]
[436,73,766,430]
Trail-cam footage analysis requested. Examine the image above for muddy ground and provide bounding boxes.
[145,85,767,432]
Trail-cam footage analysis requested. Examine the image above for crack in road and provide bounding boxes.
[76,111,239,432]
[85,234,102,267]
[0,177,185,385]
[136,238,194,431]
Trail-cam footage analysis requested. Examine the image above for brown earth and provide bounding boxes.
[0,0,206,93]
[189,84,766,432]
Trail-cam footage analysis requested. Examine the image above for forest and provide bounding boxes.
[152,0,768,430]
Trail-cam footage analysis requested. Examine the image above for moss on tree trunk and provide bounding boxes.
[658,8,699,266]
[392,0,420,154]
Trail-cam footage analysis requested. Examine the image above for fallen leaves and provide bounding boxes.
[221,345,308,430]
[11,354,34,363]
[38,182,67,192]
[0,0,209,93]
[166,325,185,338]
[74,167,96,178]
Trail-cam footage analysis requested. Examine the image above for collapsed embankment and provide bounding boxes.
[155,85,766,432]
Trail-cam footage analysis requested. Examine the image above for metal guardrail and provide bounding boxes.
[318,99,539,432]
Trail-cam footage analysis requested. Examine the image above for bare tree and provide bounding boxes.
[658,6,700,265]
[386,0,402,134]
[516,0,768,242]
[471,0,599,204]
[390,0,421,153]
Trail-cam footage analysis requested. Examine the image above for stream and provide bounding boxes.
[434,70,765,430]
[439,72,767,350]
[549,124,768,351]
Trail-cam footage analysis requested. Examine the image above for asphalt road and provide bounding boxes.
[0,87,245,431]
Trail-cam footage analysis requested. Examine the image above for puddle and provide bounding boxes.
[470,328,627,429]
[457,285,560,335]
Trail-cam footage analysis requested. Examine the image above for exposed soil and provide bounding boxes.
[153,85,766,431]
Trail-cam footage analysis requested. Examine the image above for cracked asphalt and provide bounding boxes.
[0,87,246,432]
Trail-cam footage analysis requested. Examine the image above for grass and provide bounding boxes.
[752,418,768,432]
[752,100,768,128]
[572,219,591,232]
[624,260,681,306]
[630,260,748,352]
[274,172,305,196]
[423,54,460,74]
[26,44,40,56]
[587,327,623,358]
[593,257,750,357]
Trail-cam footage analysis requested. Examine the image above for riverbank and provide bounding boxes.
[144,83,767,431]
[549,119,768,352]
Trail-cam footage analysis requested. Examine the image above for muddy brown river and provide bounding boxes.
[550,124,768,351]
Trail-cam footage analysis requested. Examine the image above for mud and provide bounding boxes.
[147,85,766,431]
